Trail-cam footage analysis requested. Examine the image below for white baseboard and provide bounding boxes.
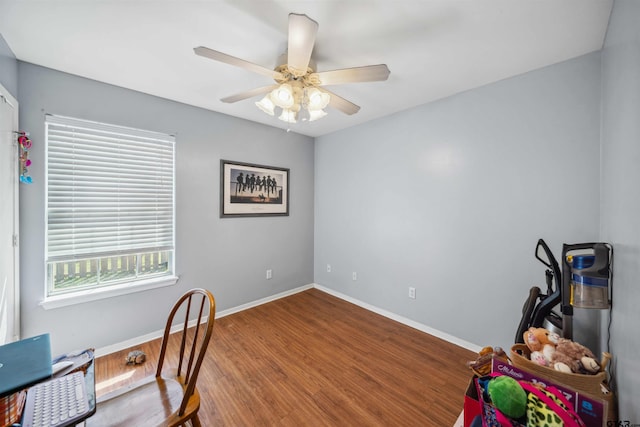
[95,314,208,357]
[95,282,481,357]
[215,284,314,319]
[95,284,314,357]
[313,284,482,354]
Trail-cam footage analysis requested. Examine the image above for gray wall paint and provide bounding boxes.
[0,34,18,98]
[601,0,640,420]
[11,9,639,415]
[18,62,314,355]
[315,52,602,352]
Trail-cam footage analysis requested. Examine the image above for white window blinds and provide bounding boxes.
[45,115,175,263]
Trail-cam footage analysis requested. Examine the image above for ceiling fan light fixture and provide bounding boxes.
[271,84,295,109]
[259,83,330,123]
[308,109,327,122]
[306,88,330,110]
[278,108,297,123]
[298,108,311,122]
[197,13,390,126]
[255,95,276,116]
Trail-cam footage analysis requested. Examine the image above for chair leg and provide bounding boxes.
[191,414,202,427]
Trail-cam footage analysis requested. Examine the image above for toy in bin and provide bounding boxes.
[476,374,588,427]
[484,376,527,419]
[466,346,508,377]
[523,327,601,375]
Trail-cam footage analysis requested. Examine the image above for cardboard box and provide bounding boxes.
[491,358,608,427]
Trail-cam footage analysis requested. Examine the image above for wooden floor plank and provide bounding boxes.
[94,288,476,426]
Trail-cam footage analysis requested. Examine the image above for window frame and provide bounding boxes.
[42,115,177,309]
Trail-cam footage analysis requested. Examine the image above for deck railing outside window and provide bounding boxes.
[48,250,172,294]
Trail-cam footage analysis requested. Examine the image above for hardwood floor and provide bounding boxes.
[94,288,476,426]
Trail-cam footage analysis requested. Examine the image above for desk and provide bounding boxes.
[66,361,96,427]
[79,358,97,425]
[21,351,97,427]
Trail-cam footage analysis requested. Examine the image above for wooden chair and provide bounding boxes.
[87,288,216,427]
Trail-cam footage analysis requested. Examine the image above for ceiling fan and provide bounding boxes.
[194,13,390,123]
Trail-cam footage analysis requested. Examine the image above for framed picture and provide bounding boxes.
[220,160,289,217]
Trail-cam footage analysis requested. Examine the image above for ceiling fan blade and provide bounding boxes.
[321,89,361,115]
[287,13,318,77]
[312,64,391,86]
[221,85,279,103]
[194,46,283,80]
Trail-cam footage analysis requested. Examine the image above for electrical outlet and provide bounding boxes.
[408,287,416,299]
[352,272,357,281]
[266,269,272,280]
[327,264,331,273]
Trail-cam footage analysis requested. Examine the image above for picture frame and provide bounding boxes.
[220,160,289,217]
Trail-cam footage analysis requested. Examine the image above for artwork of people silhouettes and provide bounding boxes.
[233,171,280,198]
[236,172,245,193]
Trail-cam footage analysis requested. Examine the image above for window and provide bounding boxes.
[45,115,175,300]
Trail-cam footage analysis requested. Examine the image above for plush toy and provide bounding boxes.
[550,338,601,375]
[466,345,508,376]
[487,376,527,419]
[529,350,551,367]
[523,327,559,366]
[523,327,601,375]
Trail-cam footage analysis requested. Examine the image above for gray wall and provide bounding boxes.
[11,7,640,416]
[601,0,640,420]
[18,62,314,355]
[0,34,18,98]
[315,52,602,352]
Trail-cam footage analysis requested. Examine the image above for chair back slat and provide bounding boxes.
[184,297,205,383]
[176,295,193,377]
[154,288,216,416]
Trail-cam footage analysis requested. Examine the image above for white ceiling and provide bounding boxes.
[0,0,613,137]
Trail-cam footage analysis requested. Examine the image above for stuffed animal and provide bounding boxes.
[466,345,508,376]
[550,338,601,375]
[523,327,559,366]
[529,350,551,367]
[523,327,601,375]
[487,376,527,419]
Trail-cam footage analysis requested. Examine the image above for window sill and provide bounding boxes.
[39,276,179,310]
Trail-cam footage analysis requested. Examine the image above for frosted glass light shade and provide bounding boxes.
[271,84,295,109]
[306,88,330,110]
[256,83,330,123]
[255,95,275,116]
[308,109,327,121]
[278,109,297,123]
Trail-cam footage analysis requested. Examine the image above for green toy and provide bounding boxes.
[487,376,527,419]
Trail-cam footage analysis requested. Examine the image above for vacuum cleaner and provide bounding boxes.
[515,239,612,343]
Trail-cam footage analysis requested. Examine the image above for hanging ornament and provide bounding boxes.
[17,131,33,184]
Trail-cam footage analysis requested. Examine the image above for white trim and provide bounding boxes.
[313,284,483,353]
[96,311,206,357]
[94,282,481,357]
[40,275,179,310]
[95,283,313,356]
[215,284,314,319]
[0,84,19,343]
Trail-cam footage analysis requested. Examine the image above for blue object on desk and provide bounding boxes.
[0,334,53,398]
